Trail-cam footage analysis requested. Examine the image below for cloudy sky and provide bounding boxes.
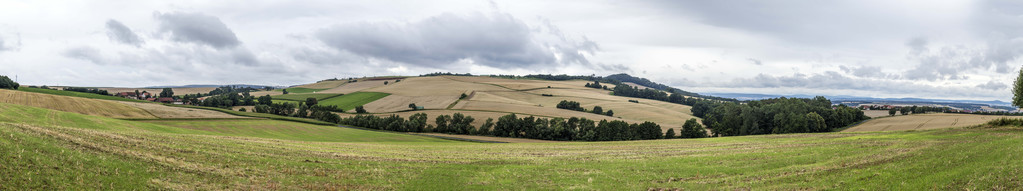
[1,0,1021,101]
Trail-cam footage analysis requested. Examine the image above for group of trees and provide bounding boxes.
[555,100,614,116]
[0,75,19,90]
[665,118,708,139]
[421,72,473,77]
[252,97,342,123]
[611,84,703,106]
[340,113,681,141]
[584,81,608,89]
[605,73,737,102]
[62,87,110,96]
[693,96,869,137]
[888,106,948,116]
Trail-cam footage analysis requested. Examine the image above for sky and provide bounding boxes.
[0,0,1021,101]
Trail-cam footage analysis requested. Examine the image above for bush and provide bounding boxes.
[987,118,1023,127]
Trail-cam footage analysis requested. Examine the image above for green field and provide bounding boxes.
[143,119,444,142]
[276,87,327,94]
[17,87,150,103]
[270,93,342,102]
[2,102,1022,189]
[319,92,391,110]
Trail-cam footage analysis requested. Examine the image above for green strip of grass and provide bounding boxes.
[319,92,391,111]
[17,87,150,103]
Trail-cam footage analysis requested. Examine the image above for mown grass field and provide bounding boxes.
[270,93,342,102]
[142,119,443,142]
[2,102,1022,190]
[319,92,391,111]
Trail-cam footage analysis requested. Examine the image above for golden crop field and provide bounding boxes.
[115,101,248,119]
[0,89,155,119]
[318,80,393,94]
[843,113,1023,132]
[360,95,458,112]
[295,80,347,89]
[862,110,892,118]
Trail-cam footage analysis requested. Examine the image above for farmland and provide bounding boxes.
[142,119,446,142]
[270,93,342,102]
[319,92,391,111]
[115,101,247,119]
[277,87,327,94]
[0,89,155,119]
[2,102,1022,189]
[843,113,1023,132]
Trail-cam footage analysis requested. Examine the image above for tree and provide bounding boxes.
[460,93,468,99]
[134,90,141,99]
[1015,67,1023,108]
[680,118,708,138]
[478,118,494,136]
[258,95,273,105]
[408,103,417,110]
[900,107,910,115]
[239,108,246,112]
[305,97,318,107]
[592,106,603,115]
[806,112,827,132]
[355,106,367,113]
[889,108,897,116]
[384,81,389,85]
[0,75,19,90]
[664,128,676,139]
[159,88,174,97]
[605,110,614,117]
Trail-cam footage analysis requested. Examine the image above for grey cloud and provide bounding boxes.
[905,37,928,55]
[0,36,8,52]
[154,12,240,49]
[62,46,106,64]
[746,58,762,65]
[314,11,596,69]
[703,71,1003,99]
[839,65,898,79]
[105,19,144,47]
[977,80,1007,90]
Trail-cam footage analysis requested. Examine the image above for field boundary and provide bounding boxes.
[335,124,501,143]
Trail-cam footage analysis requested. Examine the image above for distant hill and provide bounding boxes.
[703,92,1016,111]
[604,73,737,102]
[144,84,274,89]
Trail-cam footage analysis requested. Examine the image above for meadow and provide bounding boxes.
[2,102,1021,190]
[319,92,391,111]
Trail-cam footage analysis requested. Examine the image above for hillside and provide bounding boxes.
[334,76,700,132]
[0,89,155,118]
[1,102,1020,189]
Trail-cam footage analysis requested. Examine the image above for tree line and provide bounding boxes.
[252,97,342,123]
[693,96,869,136]
[340,113,702,141]
[556,100,613,116]
[62,87,110,96]
[610,84,704,106]
[887,106,948,116]
[0,75,19,90]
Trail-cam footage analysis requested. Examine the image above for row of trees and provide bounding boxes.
[340,113,696,141]
[63,87,110,96]
[693,96,869,137]
[0,75,19,90]
[584,81,607,89]
[556,100,614,116]
[887,106,948,116]
[252,99,342,123]
[610,84,704,106]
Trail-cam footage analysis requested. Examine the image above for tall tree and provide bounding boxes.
[305,97,318,107]
[1014,67,1023,108]
[160,88,174,97]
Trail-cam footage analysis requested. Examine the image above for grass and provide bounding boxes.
[276,87,327,94]
[17,87,150,103]
[166,104,337,126]
[0,89,155,119]
[143,119,446,142]
[3,102,1023,189]
[319,92,391,111]
[270,93,342,102]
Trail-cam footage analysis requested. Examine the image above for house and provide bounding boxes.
[114,92,151,100]
[156,97,175,104]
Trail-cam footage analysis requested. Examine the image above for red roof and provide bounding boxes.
[156,97,175,102]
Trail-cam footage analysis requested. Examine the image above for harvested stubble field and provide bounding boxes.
[115,101,247,119]
[862,110,893,118]
[142,119,442,142]
[843,113,1023,132]
[360,95,458,113]
[319,80,393,94]
[276,87,327,94]
[270,93,342,102]
[2,102,1022,190]
[0,89,154,118]
[295,80,347,89]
